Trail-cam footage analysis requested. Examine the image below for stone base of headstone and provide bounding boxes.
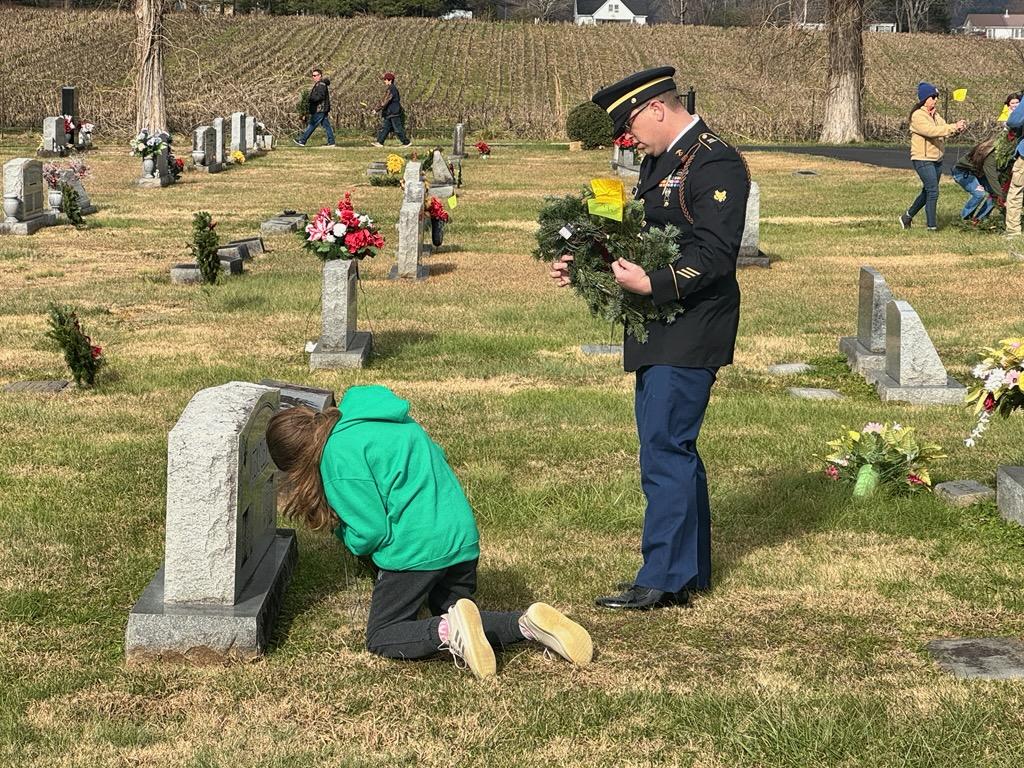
[258,379,336,412]
[430,185,455,200]
[388,264,429,280]
[927,637,1024,680]
[261,212,308,234]
[137,174,172,189]
[838,336,886,376]
[220,255,244,275]
[367,161,387,177]
[170,263,203,284]
[218,244,251,262]
[0,213,53,236]
[788,387,844,400]
[996,466,1024,526]
[616,166,640,182]
[865,371,966,405]
[580,344,623,356]
[201,162,224,174]
[35,150,69,159]
[737,252,770,269]
[308,332,373,370]
[934,480,995,508]
[125,529,297,663]
[226,237,266,255]
[2,379,69,394]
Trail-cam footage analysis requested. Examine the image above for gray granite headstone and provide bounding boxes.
[367,161,387,177]
[230,112,247,156]
[309,259,372,369]
[219,255,244,275]
[195,126,221,173]
[927,638,1024,680]
[126,381,297,662]
[57,169,96,215]
[788,387,844,400]
[868,300,966,405]
[225,237,265,255]
[739,181,760,259]
[258,379,336,412]
[996,466,1024,526]
[42,117,67,155]
[839,266,892,375]
[580,344,623,356]
[218,243,251,262]
[244,115,259,155]
[170,264,203,284]
[2,158,51,235]
[261,212,308,234]
[390,201,427,280]
[212,117,226,165]
[138,146,172,188]
[431,150,456,185]
[453,123,465,157]
[2,379,69,394]
[934,480,995,508]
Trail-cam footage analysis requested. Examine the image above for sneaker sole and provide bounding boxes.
[449,599,496,679]
[898,216,910,230]
[523,602,593,665]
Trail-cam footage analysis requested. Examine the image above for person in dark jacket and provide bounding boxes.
[551,67,749,611]
[371,72,410,147]
[295,68,336,147]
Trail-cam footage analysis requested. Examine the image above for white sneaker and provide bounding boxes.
[370,141,384,148]
[445,599,496,679]
[520,602,593,665]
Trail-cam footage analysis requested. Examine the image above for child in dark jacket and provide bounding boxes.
[266,384,592,679]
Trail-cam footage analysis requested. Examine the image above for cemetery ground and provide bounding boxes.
[1,137,1023,767]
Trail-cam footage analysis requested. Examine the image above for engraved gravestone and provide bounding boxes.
[839,266,893,375]
[61,86,80,146]
[737,181,766,267]
[126,381,297,661]
[867,300,965,404]
[430,149,455,200]
[2,158,51,235]
[308,259,372,369]
[996,466,1024,526]
[57,168,96,215]
[201,126,222,173]
[230,112,247,156]
[213,117,226,165]
[244,115,258,155]
[42,117,67,155]
[453,122,465,157]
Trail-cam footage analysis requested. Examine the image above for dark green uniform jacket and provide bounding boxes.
[625,119,750,372]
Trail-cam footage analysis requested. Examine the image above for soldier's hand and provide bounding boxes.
[550,254,573,287]
[611,258,652,296]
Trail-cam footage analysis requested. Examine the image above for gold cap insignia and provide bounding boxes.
[713,189,727,203]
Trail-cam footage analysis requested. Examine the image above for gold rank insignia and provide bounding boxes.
[714,189,728,203]
[675,266,700,279]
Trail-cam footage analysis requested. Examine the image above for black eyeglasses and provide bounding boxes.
[624,100,654,133]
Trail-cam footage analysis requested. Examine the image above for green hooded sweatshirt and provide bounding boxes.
[320,385,480,571]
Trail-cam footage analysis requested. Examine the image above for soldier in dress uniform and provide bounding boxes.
[550,66,749,610]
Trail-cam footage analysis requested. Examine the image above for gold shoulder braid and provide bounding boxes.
[675,132,750,224]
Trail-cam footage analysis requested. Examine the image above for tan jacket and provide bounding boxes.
[910,108,958,161]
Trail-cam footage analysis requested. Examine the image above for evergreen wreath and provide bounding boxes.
[45,303,104,387]
[533,187,684,342]
[188,211,220,285]
[59,182,83,227]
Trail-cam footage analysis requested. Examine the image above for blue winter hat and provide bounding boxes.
[917,82,939,102]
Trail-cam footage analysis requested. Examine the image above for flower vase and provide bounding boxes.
[48,189,63,210]
[431,218,445,247]
[3,194,20,221]
[852,464,880,498]
[191,149,206,167]
[142,156,156,178]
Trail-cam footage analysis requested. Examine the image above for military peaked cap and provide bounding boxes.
[591,66,679,138]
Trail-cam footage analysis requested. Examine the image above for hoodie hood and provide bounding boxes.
[337,385,410,425]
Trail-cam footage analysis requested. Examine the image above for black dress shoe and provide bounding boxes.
[615,580,710,593]
[595,585,690,610]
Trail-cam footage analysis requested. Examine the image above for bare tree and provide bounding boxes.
[517,0,566,20]
[895,0,931,32]
[819,0,864,143]
[135,0,168,133]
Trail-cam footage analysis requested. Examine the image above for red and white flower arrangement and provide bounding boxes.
[302,192,385,261]
[475,140,491,157]
[964,337,1024,446]
[425,196,449,223]
[62,115,75,135]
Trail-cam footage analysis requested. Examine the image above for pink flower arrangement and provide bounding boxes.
[302,192,385,261]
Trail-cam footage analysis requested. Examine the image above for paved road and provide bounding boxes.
[739,144,967,174]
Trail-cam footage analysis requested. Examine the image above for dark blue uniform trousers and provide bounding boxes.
[634,365,717,593]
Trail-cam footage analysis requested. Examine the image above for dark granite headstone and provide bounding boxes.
[2,379,69,394]
[927,638,1024,680]
[258,379,336,412]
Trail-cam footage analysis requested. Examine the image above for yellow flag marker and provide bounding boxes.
[447,195,458,209]
[952,88,967,102]
[587,178,626,222]
[998,105,1011,122]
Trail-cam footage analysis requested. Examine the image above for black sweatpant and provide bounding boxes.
[364,558,525,660]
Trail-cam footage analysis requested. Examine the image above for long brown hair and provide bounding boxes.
[267,405,341,531]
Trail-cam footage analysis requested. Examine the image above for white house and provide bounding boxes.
[866,22,897,32]
[962,11,1024,38]
[574,0,648,26]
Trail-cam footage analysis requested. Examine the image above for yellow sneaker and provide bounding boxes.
[520,602,593,665]
[445,599,496,679]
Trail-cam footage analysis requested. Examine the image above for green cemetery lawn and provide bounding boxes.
[1,140,1023,767]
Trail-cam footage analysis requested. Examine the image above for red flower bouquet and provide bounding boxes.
[426,196,449,223]
[475,140,491,156]
[614,133,638,149]
[303,192,385,261]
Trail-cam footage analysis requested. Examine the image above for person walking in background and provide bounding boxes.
[1002,98,1024,237]
[899,82,966,232]
[295,68,336,147]
[371,72,410,147]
